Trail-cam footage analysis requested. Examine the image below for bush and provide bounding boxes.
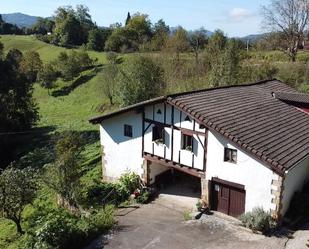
[136,190,150,204]
[239,207,276,233]
[34,211,82,249]
[29,206,114,249]
[118,172,140,194]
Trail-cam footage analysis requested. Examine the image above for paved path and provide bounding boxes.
[85,200,291,249]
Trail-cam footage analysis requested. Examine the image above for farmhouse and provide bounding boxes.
[89,79,309,221]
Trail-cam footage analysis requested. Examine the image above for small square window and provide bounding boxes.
[224,148,237,163]
[199,124,206,129]
[181,133,193,151]
[152,126,165,144]
[124,124,133,137]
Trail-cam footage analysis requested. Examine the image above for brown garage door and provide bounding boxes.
[211,178,245,217]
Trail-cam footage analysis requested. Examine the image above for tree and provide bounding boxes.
[209,39,242,87]
[166,26,190,61]
[126,13,152,44]
[0,167,38,234]
[20,50,43,82]
[38,63,58,95]
[56,50,93,81]
[262,0,309,62]
[0,46,38,132]
[105,27,138,52]
[31,17,55,35]
[44,131,84,208]
[116,56,165,106]
[99,65,118,105]
[53,5,94,47]
[125,12,131,26]
[87,28,110,51]
[150,19,170,51]
[190,28,208,63]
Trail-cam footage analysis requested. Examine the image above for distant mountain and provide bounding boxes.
[238,33,266,42]
[170,27,214,37]
[1,13,39,28]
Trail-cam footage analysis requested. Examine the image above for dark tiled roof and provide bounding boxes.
[89,96,166,124]
[168,79,309,174]
[274,91,309,105]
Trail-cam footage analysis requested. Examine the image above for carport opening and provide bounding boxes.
[152,168,201,209]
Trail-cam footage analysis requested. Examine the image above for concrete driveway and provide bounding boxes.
[85,199,291,249]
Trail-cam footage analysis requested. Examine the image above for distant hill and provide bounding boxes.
[170,27,214,37]
[238,33,266,42]
[1,13,39,28]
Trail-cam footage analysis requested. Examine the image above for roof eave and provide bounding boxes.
[89,96,167,124]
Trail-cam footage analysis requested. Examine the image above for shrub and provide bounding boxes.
[34,211,81,249]
[30,206,114,249]
[239,207,276,233]
[183,210,192,221]
[136,190,150,204]
[118,172,140,194]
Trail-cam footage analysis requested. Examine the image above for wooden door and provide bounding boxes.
[211,179,245,217]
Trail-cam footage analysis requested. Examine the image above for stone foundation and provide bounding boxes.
[201,176,210,207]
[141,159,151,185]
[270,173,284,222]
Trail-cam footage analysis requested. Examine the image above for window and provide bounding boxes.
[124,124,133,137]
[199,124,206,129]
[157,109,162,114]
[224,148,237,163]
[181,133,193,151]
[152,126,165,144]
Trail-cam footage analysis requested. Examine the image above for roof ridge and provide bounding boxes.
[167,78,281,99]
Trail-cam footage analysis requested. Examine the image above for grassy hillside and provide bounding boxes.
[0,35,108,64]
[0,35,112,248]
[0,35,111,130]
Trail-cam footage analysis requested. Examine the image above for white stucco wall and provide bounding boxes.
[206,131,278,213]
[100,111,144,180]
[281,156,309,215]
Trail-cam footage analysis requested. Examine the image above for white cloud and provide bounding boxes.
[228,8,253,22]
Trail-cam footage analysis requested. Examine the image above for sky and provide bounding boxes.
[0,0,271,37]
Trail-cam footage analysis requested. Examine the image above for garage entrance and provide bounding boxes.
[152,168,201,210]
[211,178,245,217]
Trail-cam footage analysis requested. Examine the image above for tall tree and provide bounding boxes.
[126,13,152,43]
[209,39,242,87]
[0,46,38,132]
[190,28,208,63]
[262,0,309,62]
[166,26,190,61]
[125,12,131,26]
[116,56,165,106]
[150,19,170,51]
